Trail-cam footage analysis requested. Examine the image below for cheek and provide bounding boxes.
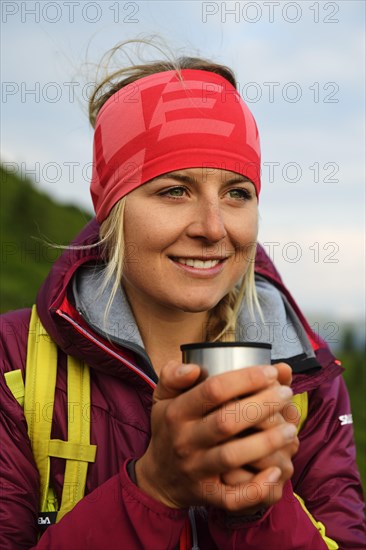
[230,210,258,266]
[124,206,156,248]
[233,209,258,244]
[124,207,182,256]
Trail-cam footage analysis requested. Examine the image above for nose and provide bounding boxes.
[186,198,227,243]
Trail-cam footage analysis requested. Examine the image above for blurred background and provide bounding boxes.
[1,1,365,486]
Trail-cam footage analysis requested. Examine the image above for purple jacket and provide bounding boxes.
[1,219,365,549]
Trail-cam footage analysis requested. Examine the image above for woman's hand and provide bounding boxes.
[221,362,300,511]
[221,410,299,513]
[135,361,298,513]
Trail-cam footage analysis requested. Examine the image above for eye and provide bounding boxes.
[159,186,188,199]
[226,188,253,200]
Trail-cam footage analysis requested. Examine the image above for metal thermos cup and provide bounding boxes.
[181,342,272,376]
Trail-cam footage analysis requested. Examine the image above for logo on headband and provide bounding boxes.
[143,80,236,140]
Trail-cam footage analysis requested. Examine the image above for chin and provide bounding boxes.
[178,297,223,313]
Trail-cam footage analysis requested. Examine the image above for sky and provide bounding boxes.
[1,0,365,337]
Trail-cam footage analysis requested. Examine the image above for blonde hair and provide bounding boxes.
[79,39,261,341]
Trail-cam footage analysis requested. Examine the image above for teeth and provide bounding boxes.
[176,258,221,269]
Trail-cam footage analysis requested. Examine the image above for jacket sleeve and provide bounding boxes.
[31,462,187,550]
[0,393,187,550]
[291,374,366,549]
[0,374,40,549]
[0,310,40,549]
[0,384,187,550]
[205,480,329,549]
[0,390,187,550]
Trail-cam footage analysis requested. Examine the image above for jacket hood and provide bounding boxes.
[36,219,342,392]
[35,219,151,388]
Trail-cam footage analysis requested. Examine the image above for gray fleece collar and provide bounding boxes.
[72,265,315,367]
[73,264,145,348]
[237,276,315,360]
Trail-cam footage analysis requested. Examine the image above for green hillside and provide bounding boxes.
[0,164,92,312]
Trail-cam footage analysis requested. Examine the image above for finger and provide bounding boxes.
[273,362,292,387]
[190,384,293,446]
[154,361,202,402]
[281,399,302,428]
[249,447,297,479]
[200,422,298,475]
[204,467,283,512]
[257,411,285,431]
[173,364,279,420]
[257,402,301,431]
[221,468,254,486]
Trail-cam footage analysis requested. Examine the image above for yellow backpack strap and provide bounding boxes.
[23,305,96,525]
[49,355,96,521]
[291,391,308,434]
[24,305,58,513]
[4,369,25,407]
[293,493,339,549]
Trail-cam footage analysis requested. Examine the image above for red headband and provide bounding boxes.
[90,69,261,223]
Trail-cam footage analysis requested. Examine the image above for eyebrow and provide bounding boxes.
[156,171,252,186]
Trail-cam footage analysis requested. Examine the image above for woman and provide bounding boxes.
[1,52,365,549]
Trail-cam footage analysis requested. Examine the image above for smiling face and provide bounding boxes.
[122,167,258,318]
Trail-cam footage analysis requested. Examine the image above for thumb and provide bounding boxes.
[154,361,202,403]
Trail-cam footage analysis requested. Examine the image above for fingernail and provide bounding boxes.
[263,365,277,379]
[177,364,196,376]
[282,423,297,440]
[278,385,293,399]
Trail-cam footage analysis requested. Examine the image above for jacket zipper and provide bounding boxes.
[56,308,156,390]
